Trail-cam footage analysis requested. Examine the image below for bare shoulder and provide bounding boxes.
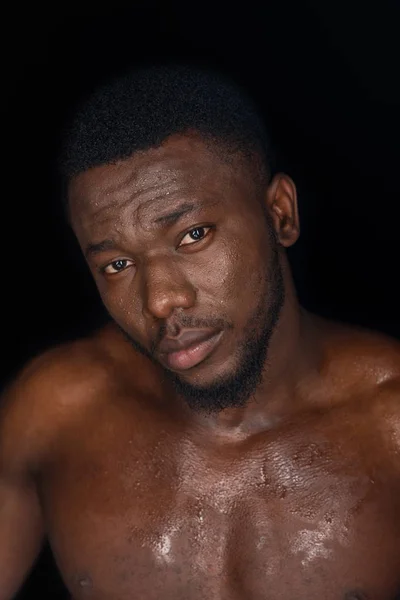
[311,313,400,385]
[0,323,132,474]
[312,313,400,458]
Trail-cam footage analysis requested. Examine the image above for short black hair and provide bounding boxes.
[60,63,275,194]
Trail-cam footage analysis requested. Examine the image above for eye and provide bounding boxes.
[179,226,212,247]
[102,259,134,275]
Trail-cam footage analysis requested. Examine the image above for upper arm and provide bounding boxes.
[0,364,49,600]
[0,470,44,599]
[0,333,116,599]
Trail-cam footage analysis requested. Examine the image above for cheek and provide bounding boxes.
[94,277,141,325]
[207,235,268,311]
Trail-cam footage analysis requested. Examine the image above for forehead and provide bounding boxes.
[68,134,255,235]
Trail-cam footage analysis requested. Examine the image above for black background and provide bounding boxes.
[2,1,400,598]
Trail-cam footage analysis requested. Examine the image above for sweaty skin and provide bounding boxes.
[1,133,400,600]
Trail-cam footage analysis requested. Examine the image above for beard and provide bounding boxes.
[113,225,285,415]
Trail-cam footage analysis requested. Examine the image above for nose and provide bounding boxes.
[141,256,197,320]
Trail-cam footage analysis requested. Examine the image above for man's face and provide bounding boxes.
[69,134,286,414]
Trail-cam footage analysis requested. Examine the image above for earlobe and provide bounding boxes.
[267,174,300,247]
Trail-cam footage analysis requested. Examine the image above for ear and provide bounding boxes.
[265,174,300,247]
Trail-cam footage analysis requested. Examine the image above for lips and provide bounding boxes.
[158,329,223,371]
[158,329,220,354]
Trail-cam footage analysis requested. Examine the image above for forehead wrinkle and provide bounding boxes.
[100,155,197,200]
[128,161,227,226]
[134,185,200,228]
[88,178,185,226]
[89,158,200,220]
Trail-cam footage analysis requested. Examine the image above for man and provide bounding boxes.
[1,64,399,600]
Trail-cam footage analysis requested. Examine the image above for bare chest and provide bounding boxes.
[39,411,400,600]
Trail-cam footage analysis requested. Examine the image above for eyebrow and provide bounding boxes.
[85,201,200,259]
[85,238,118,258]
[152,201,198,227]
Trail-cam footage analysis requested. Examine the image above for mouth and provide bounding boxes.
[160,330,224,371]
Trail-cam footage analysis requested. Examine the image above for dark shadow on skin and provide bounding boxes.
[344,591,369,600]
[345,586,400,599]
